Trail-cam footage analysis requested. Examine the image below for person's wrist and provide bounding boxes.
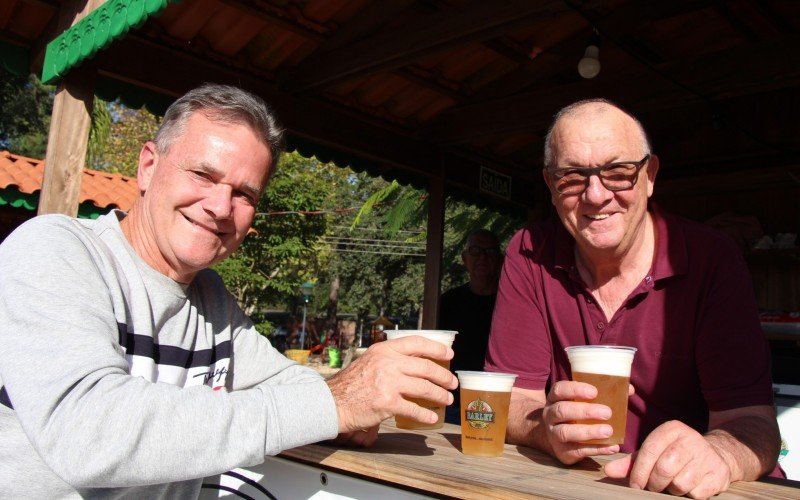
[704,431,741,482]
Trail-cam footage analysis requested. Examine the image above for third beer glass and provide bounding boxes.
[456,371,517,457]
[565,345,636,445]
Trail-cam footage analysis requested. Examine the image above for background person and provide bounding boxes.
[485,98,780,498]
[439,228,502,424]
[0,83,456,498]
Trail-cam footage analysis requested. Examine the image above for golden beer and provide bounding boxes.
[395,359,450,430]
[456,371,517,457]
[572,371,630,445]
[387,330,457,431]
[459,388,511,456]
[565,345,637,446]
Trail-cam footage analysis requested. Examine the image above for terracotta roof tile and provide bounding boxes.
[0,151,139,211]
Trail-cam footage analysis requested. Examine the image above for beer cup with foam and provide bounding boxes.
[456,371,517,457]
[386,329,457,430]
[565,345,636,445]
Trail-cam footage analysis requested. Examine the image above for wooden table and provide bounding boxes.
[279,420,800,499]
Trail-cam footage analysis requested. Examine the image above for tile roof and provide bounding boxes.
[0,151,139,211]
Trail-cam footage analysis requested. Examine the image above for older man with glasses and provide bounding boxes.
[439,229,502,424]
[485,98,781,498]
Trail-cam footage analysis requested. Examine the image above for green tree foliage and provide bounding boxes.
[318,173,427,333]
[86,97,111,170]
[0,68,53,158]
[213,152,331,317]
[91,100,160,176]
[352,180,525,293]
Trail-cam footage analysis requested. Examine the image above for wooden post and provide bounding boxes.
[421,174,445,329]
[38,0,102,216]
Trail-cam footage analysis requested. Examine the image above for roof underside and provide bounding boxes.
[2,0,799,214]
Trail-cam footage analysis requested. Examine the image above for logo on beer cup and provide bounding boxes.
[465,398,495,429]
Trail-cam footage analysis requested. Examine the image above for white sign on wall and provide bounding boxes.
[479,166,511,200]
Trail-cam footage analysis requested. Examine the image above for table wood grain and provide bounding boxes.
[280,420,800,499]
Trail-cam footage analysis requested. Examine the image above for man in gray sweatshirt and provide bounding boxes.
[0,83,456,498]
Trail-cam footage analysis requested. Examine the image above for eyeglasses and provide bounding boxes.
[466,245,500,257]
[545,155,650,195]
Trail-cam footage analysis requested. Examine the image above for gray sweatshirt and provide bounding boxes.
[0,212,338,498]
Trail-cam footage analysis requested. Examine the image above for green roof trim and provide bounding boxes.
[0,186,113,219]
[0,187,38,211]
[42,0,177,84]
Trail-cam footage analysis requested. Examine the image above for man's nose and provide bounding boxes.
[204,183,233,219]
[582,174,613,204]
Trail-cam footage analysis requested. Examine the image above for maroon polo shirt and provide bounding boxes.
[486,205,774,452]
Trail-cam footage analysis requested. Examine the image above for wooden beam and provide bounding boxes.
[94,34,536,213]
[39,64,95,216]
[38,0,102,216]
[217,0,329,43]
[0,0,18,29]
[426,35,800,143]
[464,0,712,105]
[321,0,417,52]
[282,0,564,93]
[422,173,444,329]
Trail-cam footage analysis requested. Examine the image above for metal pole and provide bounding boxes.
[300,301,308,349]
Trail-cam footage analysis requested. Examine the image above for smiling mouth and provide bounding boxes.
[586,213,611,220]
[185,215,224,236]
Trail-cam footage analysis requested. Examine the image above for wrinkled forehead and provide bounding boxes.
[551,105,644,162]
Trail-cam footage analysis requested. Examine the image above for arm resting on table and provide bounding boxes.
[706,405,780,481]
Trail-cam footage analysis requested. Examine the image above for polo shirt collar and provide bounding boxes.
[649,203,688,281]
[551,202,688,282]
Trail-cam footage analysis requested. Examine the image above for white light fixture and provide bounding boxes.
[578,44,601,79]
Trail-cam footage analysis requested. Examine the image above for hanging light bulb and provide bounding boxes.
[578,44,601,79]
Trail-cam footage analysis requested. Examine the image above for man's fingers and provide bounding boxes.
[544,400,612,430]
[395,396,439,424]
[328,338,459,433]
[555,442,621,465]
[547,380,598,404]
[644,443,693,493]
[552,421,614,445]
[383,336,453,362]
[665,462,704,497]
[604,454,634,479]
[628,421,685,489]
[399,356,457,390]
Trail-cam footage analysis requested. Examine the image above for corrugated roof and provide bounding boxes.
[0,151,139,212]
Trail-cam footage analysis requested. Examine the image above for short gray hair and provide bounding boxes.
[154,83,284,171]
[543,98,651,169]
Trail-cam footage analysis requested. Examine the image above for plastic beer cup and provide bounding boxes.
[564,345,637,445]
[386,330,457,430]
[456,371,517,457]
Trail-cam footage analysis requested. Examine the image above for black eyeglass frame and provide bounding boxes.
[545,154,651,195]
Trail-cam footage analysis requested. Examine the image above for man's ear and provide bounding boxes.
[646,154,660,198]
[542,168,557,206]
[136,141,158,192]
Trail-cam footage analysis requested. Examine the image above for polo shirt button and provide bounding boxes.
[645,275,652,283]
[586,297,592,303]
[596,322,605,330]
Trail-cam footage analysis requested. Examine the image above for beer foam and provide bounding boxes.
[456,371,517,391]
[565,346,636,377]
[386,329,457,347]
